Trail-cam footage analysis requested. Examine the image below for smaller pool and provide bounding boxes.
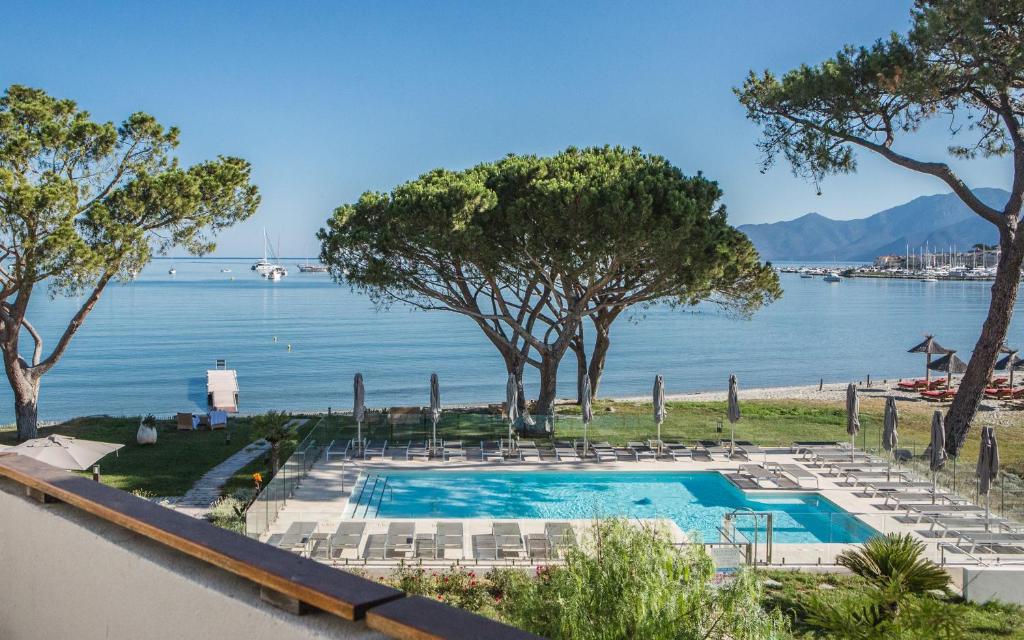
[350,470,876,544]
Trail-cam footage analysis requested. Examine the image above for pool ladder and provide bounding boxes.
[722,508,774,565]
[353,474,393,518]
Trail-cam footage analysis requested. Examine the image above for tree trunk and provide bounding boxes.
[571,338,588,405]
[945,229,1024,456]
[271,442,280,475]
[536,353,560,422]
[6,362,40,441]
[587,325,612,400]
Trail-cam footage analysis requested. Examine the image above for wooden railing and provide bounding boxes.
[0,453,540,640]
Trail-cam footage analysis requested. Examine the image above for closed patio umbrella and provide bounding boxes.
[908,335,953,386]
[506,372,520,448]
[976,425,1000,530]
[927,410,947,503]
[429,373,442,450]
[353,373,365,452]
[12,434,123,471]
[845,383,860,461]
[653,375,666,452]
[581,374,593,458]
[882,396,898,454]
[727,374,740,458]
[927,351,967,388]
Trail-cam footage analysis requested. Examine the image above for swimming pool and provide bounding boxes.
[349,470,876,544]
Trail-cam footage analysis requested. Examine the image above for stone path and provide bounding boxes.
[174,418,309,516]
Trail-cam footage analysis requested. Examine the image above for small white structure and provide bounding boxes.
[207,361,239,413]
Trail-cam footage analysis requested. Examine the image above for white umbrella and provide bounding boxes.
[581,374,593,457]
[12,434,123,471]
[727,374,740,458]
[927,410,948,503]
[353,373,365,452]
[976,425,1000,530]
[883,396,899,481]
[429,373,442,450]
[506,373,520,448]
[653,375,666,452]
[845,383,860,462]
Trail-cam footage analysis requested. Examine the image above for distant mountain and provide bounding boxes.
[738,188,1009,261]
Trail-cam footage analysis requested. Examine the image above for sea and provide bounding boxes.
[9,258,1023,423]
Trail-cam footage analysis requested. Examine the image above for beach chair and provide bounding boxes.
[555,446,581,462]
[739,464,789,489]
[363,534,387,560]
[954,531,1024,553]
[897,378,928,391]
[826,461,890,475]
[493,522,525,559]
[881,491,966,508]
[920,388,957,402]
[176,412,196,431]
[328,522,365,559]
[526,534,550,560]
[662,442,691,461]
[208,410,228,430]
[841,470,910,485]
[385,522,415,558]
[518,440,541,461]
[472,534,498,561]
[275,521,317,553]
[414,534,437,559]
[443,440,466,462]
[325,439,351,462]
[545,522,576,556]
[697,440,730,460]
[406,440,430,461]
[480,440,505,462]
[734,440,766,462]
[923,514,1017,535]
[363,440,388,460]
[903,503,985,523]
[626,441,656,461]
[436,522,464,559]
[769,463,820,489]
[589,441,618,462]
[862,480,933,495]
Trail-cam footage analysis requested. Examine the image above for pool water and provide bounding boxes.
[355,470,876,544]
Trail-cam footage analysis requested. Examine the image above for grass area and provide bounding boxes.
[0,416,268,495]
[759,569,1024,639]
[221,415,321,495]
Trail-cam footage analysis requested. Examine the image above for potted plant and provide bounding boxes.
[137,414,158,445]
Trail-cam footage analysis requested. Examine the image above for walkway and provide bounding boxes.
[175,418,309,516]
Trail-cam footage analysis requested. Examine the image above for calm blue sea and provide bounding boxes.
[365,470,876,543]
[11,259,1024,423]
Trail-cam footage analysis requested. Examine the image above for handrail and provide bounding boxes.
[0,453,538,639]
[723,509,774,565]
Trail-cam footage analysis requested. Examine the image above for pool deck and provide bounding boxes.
[263,445,1020,570]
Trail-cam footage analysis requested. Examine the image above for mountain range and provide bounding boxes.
[738,187,1009,262]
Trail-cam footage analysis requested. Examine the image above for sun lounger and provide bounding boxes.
[545,522,576,555]
[881,491,966,507]
[436,522,464,559]
[363,534,387,560]
[827,461,890,475]
[363,440,388,460]
[697,440,730,460]
[921,388,957,402]
[739,464,781,488]
[862,480,933,495]
[325,439,352,462]
[414,534,437,559]
[921,514,1017,534]
[327,522,365,559]
[493,522,525,558]
[734,440,765,460]
[472,534,498,561]
[555,446,581,462]
[589,441,618,462]
[518,441,541,461]
[662,442,691,461]
[769,463,820,489]
[443,440,466,462]
[841,470,910,485]
[176,412,196,431]
[904,503,985,522]
[275,521,317,553]
[406,440,430,461]
[209,410,228,430]
[897,378,928,390]
[626,441,656,461]
[955,531,1024,553]
[385,522,415,558]
[480,440,505,462]
[526,534,550,560]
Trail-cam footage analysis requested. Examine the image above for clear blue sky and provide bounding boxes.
[1,1,1010,256]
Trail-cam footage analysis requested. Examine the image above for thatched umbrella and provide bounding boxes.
[927,351,968,388]
[845,383,860,461]
[653,375,666,452]
[727,374,741,457]
[353,373,366,452]
[994,349,1022,389]
[505,373,520,448]
[927,410,948,503]
[908,335,953,385]
[976,425,1000,530]
[429,373,442,450]
[581,374,593,458]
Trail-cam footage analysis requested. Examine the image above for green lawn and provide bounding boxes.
[759,569,1024,639]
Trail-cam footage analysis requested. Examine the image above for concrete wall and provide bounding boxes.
[960,565,1024,605]
[0,479,385,640]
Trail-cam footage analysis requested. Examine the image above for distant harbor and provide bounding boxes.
[778,244,1001,282]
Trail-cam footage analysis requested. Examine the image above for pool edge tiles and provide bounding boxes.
[345,469,879,544]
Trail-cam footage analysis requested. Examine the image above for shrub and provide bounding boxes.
[837,533,949,615]
[498,519,789,640]
[206,489,254,533]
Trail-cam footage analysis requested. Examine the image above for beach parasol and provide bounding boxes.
[927,351,968,388]
[11,434,123,471]
[908,335,953,385]
[976,425,1000,530]
[883,396,898,480]
[581,374,593,458]
[845,383,860,461]
[506,372,520,448]
[353,373,365,452]
[653,375,666,453]
[727,374,741,458]
[429,373,442,450]
[927,410,948,503]
[995,349,1022,389]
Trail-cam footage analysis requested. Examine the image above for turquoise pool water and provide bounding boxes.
[357,470,876,544]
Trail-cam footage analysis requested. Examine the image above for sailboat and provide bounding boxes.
[296,247,327,272]
[252,229,287,279]
[168,266,177,276]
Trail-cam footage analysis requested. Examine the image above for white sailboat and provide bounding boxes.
[252,229,287,279]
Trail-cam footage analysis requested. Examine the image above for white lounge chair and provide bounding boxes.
[662,442,691,461]
[406,440,430,461]
[627,441,656,461]
[480,440,504,462]
[363,440,388,460]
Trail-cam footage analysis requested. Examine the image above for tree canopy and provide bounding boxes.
[735,0,1024,455]
[0,85,260,439]
[320,146,779,414]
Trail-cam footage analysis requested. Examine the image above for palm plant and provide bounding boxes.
[253,411,292,474]
[837,533,949,616]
